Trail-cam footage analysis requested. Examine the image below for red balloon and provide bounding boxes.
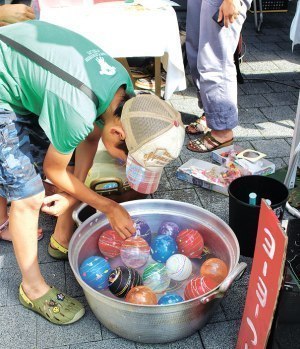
[184,276,218,300]
[125,286,157,305]
[98,230,123,259]
[176,229,204,258]
[200,258,228,284]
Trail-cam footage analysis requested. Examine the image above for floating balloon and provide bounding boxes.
[142,263,171,293]
[120,236,150,269]
[158,293,184,305]
[176,229,204,258]
[98,229,123,259]
[132,217,152,245]
[79,256,111,291]
[184,276,218,300]
[108,266,143,298]
[150,235,177,263]
[166,254,192,281]
[200,258,228,284]
[158,221,180,240]
[125,286,157,305]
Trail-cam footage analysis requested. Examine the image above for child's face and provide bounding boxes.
[101,125,127,163]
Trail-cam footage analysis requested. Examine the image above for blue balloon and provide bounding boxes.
[158,293,184,305]
[79,256,111,291]
[150,235,178,263]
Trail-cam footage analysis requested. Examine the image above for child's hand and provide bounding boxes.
[41,193,77,216]
[105,202,135,240]
[0,4,35,24]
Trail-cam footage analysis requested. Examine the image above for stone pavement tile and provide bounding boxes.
[273,323,300,349]
[136,333,204,349]
[239,81,273,95]
[180,111,201,125]
[70,338,135,349]
[36,298,102,349]
[65,262,84,298]
[0,240,18,269]
[263,92,299,106]
[179,143,212,163]
[156,170,172,192]
[247,61,280,73]
[0,304,37,349]
[165,157,182,169]
[260,105,296,121]
[275,50,300,66]
[221,286,247,321]
[233,124,262,141]
[180,86,199,99]
[238,108,268,124]
[253,42,283,52]
[165,167,194,190]
[238,94,271,108]
[101,325,120,340]
[152,189,202,208]
[207,304,226,324]
[290,104,298,112]
[199,319,240,349]
[7,261,66,306]
[267,157,287,170]
[256,120,294,138]
[234,256,252,289]
[0,269,8,307]
[266,80,299,92]
[194,188,229,223]
[170,97,201,115]
[273,71,300,81]
[251,139,291,157]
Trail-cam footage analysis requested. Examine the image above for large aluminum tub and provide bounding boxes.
[70,199,246,343]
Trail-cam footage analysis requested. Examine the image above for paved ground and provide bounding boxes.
[0,3,300,349]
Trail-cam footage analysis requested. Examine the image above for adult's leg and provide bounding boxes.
[0,196,9,239]
[197,0,248,136]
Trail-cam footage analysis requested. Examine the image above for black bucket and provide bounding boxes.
[228,175,289,257]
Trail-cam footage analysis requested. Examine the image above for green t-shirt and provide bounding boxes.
[0,20,134,154]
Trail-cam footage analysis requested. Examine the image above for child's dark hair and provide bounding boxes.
[114,91,132,155]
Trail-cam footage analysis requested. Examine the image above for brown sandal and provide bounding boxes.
[187,131,233,153]
[185,114,210,135]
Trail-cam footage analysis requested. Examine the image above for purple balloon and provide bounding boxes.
[158,221,180,240]
[133,218,152,245]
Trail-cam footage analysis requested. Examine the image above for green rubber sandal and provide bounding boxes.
[48,235,69,260]
[19,284,85,325]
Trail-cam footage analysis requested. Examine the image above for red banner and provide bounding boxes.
[236,200,287,349]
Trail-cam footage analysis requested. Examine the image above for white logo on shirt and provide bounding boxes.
[96,57,116,76]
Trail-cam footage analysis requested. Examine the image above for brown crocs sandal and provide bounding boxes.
[187,131,233,153]
[185,114,210,135]
[19,284,85,325]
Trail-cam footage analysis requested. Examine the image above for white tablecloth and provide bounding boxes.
[290,0,300,49]
[39,2,186,99]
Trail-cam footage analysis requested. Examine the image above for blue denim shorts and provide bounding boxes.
[0,109,46,201]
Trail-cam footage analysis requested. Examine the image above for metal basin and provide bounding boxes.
[70,199,246,343]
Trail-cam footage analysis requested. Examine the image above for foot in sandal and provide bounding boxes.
[187,130,233,153]
[0,218,43,241]
[48,234,69,260]
[185,113,210,135]
[19,284,85,325]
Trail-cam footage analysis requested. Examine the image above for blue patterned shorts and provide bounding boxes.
[0,109,46,201]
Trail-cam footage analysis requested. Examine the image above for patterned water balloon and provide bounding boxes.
[184,276,218,300]
[176,229,204,258]
[158,293,184,305]
[108,266,143,298]
[125,286,157,305]
[98,229,123,259]
[79,256,111,291]
[120,236,150,269]
[200,258,228,284]
[158,221,180,240]
[142,263,171,293]
[150,235,178,263]
[166,254,192,281]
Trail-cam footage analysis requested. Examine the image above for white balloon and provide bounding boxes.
[166,254,192,281]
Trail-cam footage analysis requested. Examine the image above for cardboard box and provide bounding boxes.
[176,159,238,195]
[211,145,276,176]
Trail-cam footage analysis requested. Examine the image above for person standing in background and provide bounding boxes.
[185,0,252,153]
